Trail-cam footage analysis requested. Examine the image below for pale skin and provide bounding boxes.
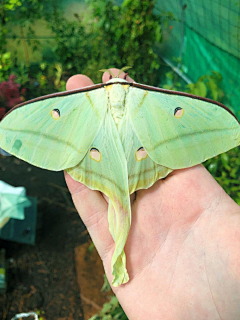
[65,69,240,320]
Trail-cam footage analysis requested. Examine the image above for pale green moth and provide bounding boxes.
[0,69,239,287]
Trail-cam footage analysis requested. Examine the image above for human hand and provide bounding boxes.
[65,69,240,319]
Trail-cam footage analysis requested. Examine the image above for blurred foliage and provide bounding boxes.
[89,296,128,320]
[46,7,91,76]
[45,0,162,83]
[0,74,24,110]
[0,0,66,97]
[86,0,162,83]
[186,71,224,101]
[0,55,66,102]
[0,51,14,80]
[101,274,111,293]
[204,147,240,205]
[36,309,46,320]
[0,0,22,49]
[1,0,163,93]
[163,70,224,102]
[0,0,55,61]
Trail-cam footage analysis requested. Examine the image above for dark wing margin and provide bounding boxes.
[3,83,104,118]
[131,82,239,123]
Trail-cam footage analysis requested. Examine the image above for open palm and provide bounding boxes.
[65,70,240,320]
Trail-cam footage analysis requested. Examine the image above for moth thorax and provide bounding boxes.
[108,84,127,127]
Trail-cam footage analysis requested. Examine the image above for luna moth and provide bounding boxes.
[0,69,239,287]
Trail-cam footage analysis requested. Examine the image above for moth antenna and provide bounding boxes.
[99,69,115,79]
[117,66,132,78]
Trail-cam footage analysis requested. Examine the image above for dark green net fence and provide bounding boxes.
[156,0,240,116]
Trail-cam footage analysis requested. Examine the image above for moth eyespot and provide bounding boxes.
[135,147,148,161]
[174,107,184,118]
[51,109,60,119]
[90,147,102,162]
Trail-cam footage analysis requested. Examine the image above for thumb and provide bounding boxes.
[65,172,113,260]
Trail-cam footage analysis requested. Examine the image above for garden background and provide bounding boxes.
[0,0,240,319]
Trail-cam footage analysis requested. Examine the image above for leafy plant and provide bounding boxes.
[0,0,60,64]
[186,71,224,101]
[101,274,111,293]
[89,296,128,320]
[45,0,163,84]
[36,309,46,320]
[47,9,91,77]
[162,70,224,102]
[0,0,22,50]
[1,0,166,90]
[0,51,14,81]
[86,0,162,84]
[204,147,240,205]
[0,74,25,118]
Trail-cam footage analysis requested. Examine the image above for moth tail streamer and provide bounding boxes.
[108,199,131,287]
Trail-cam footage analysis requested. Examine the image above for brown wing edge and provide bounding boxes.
[131,82,239,123]
[2,83,104,119]
[2,81,239,124]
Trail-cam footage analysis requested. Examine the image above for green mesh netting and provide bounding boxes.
[157,0,240,116]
